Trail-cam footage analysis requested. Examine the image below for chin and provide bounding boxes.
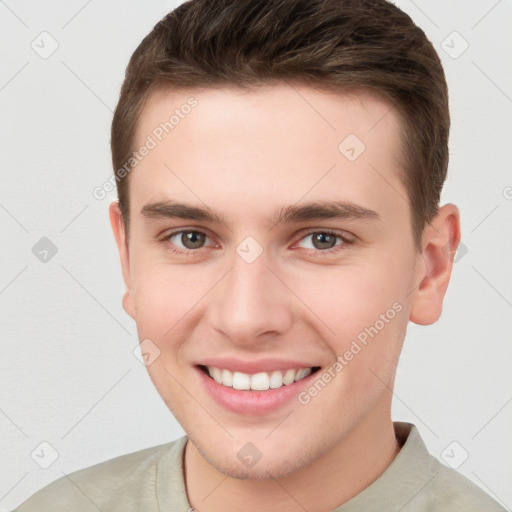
[191,431,320,481]
[210,452,310,481]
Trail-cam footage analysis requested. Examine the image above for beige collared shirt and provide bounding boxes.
[15,422,506,511]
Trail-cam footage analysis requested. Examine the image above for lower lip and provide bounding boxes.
[196,367,318,415]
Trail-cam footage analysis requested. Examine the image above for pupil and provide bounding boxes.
[313,233,335,250]
[182,231,204,249]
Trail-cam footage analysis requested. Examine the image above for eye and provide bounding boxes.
[295,231,351,253]
[162,229,213,253]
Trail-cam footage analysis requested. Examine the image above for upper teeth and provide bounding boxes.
[206,366,312,391]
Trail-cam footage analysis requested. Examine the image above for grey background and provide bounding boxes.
[1,0,511,510]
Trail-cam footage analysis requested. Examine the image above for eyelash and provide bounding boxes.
[160,229,354,256]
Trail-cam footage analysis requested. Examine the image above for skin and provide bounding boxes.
[110,83,460,512]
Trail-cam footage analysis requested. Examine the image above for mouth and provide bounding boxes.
[194,357,324,415]
[198,364,321,391]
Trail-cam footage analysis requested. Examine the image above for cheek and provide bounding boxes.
[290,258,411,376]
[299,261,407,329]
[130,262,207,347]
[290,263,410,412]
[129,264,207,406]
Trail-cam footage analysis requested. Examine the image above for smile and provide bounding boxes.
[201,365,320,391]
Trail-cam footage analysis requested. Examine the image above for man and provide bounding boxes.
[15,0,506,510]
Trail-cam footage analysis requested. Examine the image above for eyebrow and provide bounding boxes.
[140,199,380,228]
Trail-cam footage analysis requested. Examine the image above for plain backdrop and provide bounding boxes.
[1,1,511,510]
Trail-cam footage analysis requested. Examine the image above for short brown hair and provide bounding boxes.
[111,0,449,249]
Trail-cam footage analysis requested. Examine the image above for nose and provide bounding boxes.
[207,248,294,346]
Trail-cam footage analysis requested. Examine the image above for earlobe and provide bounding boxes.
[109,201,136,319]
[122,290,136,320]
[409,204,461,326]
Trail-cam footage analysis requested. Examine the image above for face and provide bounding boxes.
[110,83,446,479]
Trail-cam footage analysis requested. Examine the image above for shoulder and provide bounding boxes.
[426,460,506,512]
[14,437,187,512]
[376,423,507,512]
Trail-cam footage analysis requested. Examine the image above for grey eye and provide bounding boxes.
[180,231,206,249]
[167,230,208,250]
[312,233,337,250]
[297,232,342,251]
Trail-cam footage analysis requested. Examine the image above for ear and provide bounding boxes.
[409,204,461,325]
[109,201,136,319]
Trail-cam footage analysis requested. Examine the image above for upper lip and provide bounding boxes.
[197,357,320,374]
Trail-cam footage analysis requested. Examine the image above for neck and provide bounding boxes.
[184,402,400,512]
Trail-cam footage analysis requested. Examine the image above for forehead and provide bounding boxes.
[137,83,402,149]
[130,83,407,221]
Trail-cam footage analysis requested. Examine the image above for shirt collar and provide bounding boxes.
[333,422,438,511]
